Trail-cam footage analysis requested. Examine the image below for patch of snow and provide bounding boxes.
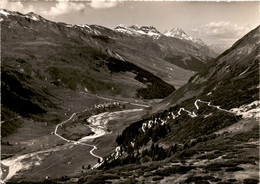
[165,28,190,40]
[115,28,134,35]
[239,67,250,76]
[147,31,160,36]
[136,30,146,34]
[26,15,39,21]
[114,52,125,61]
[0,9,10,16]
[65,24,73,28]
[77,24,91,29]
[204,113,212,118]
[115,25,161,38]
[92,29,100,35]
[207,92,212,96]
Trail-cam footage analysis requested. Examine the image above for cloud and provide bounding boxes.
[0,0,35,13]
[1,0,119,19]
[41,1,85,17]
[192,21,252,39]
[90,0,119,9]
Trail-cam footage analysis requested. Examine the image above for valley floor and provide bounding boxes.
[1,90,149,182]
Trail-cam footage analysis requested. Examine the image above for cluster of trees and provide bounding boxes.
[104,91,242,169]
[104,143,174,168]
[105,132,219,169]
[2,69,48,117]
[116,118,171,149]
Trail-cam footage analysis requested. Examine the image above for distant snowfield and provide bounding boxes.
[231,100,260,119]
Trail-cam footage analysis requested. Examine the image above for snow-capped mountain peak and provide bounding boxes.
[165,28,189,39]
[165,28,205,46]
[0,9,44,22]
[114,25,161,38]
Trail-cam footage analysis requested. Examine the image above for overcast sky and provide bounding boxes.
[1,0,259,45]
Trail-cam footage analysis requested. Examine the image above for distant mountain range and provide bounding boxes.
[115,25,206,47]
[113,24,217,73]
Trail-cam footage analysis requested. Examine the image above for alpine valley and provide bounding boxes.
[1,9,259,184]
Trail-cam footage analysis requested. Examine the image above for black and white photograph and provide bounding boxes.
[0,0,259,183]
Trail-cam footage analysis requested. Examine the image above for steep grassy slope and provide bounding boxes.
[73,26,260,183]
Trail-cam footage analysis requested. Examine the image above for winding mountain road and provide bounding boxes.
[194,99,231,113]
[176,99,232,118]
[54,111,104,169]
[54,107,144,169]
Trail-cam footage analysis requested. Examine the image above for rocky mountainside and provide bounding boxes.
[165,28,205,46]
[80,26,260,183]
